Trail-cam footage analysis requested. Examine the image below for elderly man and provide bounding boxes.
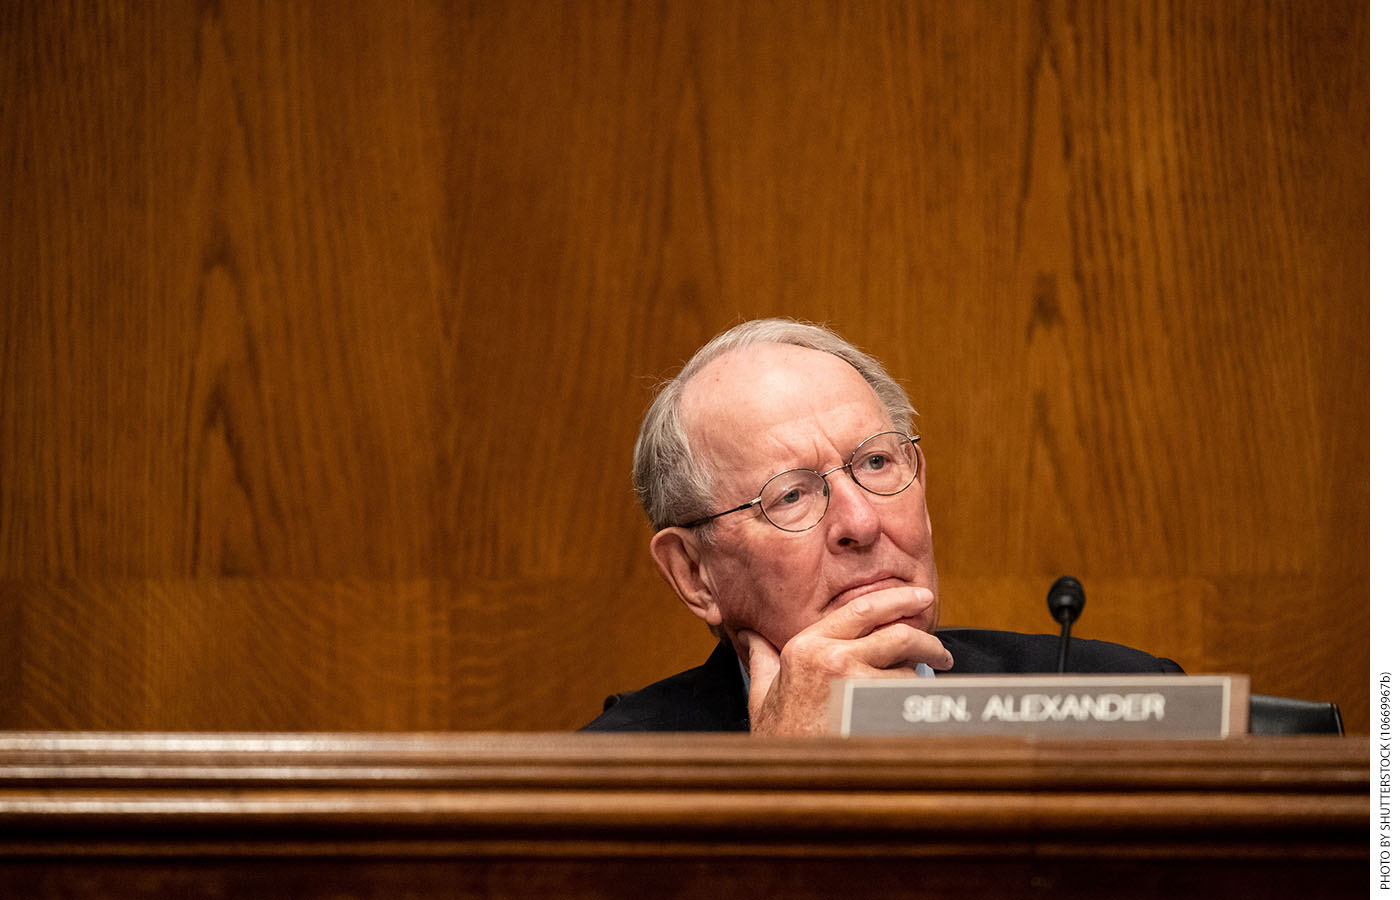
[584,319,1180,734]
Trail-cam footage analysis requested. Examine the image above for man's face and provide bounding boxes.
[666,343,940,649]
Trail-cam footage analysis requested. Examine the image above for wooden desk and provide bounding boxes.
[0,732,1367,898]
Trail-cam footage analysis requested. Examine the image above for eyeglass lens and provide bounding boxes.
[759,432,919,532]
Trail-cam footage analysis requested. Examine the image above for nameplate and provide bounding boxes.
[828,674,1248,738]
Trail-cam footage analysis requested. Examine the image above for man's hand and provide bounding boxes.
[733,587,952,736]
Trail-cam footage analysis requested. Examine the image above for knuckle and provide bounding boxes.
[779,633,820,667]
[783,637,846,675]
[781,631,816,657]
[815,643,849,673]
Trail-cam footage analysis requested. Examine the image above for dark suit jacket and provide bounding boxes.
[581,628,1184,732]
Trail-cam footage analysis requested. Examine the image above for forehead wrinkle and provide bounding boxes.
[679,344,893,499]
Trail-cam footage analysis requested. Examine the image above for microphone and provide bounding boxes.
[1047,576,1086,674]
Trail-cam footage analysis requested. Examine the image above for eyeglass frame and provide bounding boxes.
[677,432,922,533]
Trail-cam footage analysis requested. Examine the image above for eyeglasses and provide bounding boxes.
[679,432,922,533]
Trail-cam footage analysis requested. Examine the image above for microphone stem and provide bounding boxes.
[1056,618,1073,673]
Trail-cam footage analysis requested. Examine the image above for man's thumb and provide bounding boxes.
[735,629,780,705]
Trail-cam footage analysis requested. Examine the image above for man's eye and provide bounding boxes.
[766,476,817,508]
[774,487,805,507]
[860,453,889,472]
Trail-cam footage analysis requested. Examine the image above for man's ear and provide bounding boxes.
[650,527,723,627]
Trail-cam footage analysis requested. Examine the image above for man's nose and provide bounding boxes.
[824,469,882,548]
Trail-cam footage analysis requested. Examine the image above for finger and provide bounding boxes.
[853,624,953,672]
[817,586,935,639]
[734,629,781,709]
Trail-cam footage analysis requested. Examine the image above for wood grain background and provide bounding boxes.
[0,1,1369,733]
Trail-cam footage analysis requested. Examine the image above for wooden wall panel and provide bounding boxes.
[0,1,1369,732]
[2,577,703,731]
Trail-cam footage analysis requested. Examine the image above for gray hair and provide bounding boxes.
[633,318,917,532]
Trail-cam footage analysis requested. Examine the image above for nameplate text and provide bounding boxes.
[829,674,1248,738]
